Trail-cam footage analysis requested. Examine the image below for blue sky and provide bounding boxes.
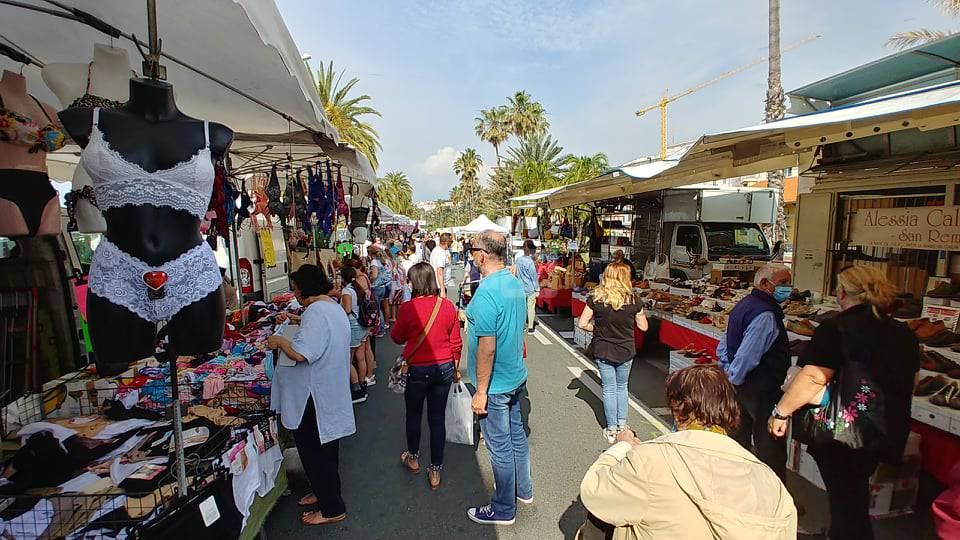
[277,0,949,201]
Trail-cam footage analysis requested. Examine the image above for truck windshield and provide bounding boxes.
[702,223,770,258]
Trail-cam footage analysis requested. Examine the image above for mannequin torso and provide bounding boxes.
[42,44,133,108]
[0,70,59,173]
[59,77,233,374]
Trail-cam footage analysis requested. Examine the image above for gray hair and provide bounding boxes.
[754,263,791,286]
[475,230,507,261]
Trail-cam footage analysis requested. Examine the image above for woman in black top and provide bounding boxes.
[769,265,920,540]
[578,262,649,443]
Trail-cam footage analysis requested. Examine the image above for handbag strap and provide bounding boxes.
[406,297,442,360]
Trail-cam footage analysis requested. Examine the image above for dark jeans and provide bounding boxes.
[809,442,880,540]
[404,361,455,466]
[731,387,786,481]
[293,398,346,517]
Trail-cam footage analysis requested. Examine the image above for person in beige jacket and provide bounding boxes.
[578,365,797,540]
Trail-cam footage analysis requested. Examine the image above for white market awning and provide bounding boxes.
[0,0,375,186]
[459,214,508,234]
[549,80,960,208]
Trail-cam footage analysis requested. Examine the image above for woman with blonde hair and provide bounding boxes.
[769,265,920,540]
[578,262,649,443]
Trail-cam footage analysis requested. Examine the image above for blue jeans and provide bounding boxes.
[405,362,455,466]
[596,359,632,429]
[373,285,389,334]
[479,382,533,517]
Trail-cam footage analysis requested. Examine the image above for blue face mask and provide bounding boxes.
[773,285,793,303]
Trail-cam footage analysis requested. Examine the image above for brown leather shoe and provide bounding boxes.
[401,451,420,474]
[917,320,948,341]
[907,318,929,331]
[428,467,441,490]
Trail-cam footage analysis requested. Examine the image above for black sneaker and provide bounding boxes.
[352,387,368,404]
[527,328,535,334]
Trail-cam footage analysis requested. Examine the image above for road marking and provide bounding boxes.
[531,329,552,345]
[538,320,669,435]
[558,331,575,339]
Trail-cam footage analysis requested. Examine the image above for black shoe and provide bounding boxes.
[352,387,368,404]
[527,328,535,334]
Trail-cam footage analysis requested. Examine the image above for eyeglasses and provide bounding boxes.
[468,247,489,254]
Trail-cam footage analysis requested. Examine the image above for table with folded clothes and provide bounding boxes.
[0,298,296,539]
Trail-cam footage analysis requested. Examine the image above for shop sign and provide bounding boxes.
[850,206,960,251]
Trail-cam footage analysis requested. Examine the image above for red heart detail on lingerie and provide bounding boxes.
[142,271,169,291]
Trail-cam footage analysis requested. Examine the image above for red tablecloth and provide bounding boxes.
[571,296,586,317]
[911,420,960,484]
[658,319,719,357]
[537,287,571,313]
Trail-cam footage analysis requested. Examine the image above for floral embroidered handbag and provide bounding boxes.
[794,317,887,450]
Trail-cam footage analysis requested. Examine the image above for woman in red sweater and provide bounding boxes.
[390,262,462,489]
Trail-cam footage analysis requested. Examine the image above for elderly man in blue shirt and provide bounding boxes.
[514,240,540,334]
[716,263,792,481]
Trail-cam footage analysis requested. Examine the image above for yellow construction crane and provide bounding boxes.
[636,33,821,159]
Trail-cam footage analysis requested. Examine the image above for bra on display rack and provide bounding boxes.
[0,95,67,153]
[68,62,130,109]
[82,108,221,323]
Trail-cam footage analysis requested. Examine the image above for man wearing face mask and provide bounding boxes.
[716,263,792,481]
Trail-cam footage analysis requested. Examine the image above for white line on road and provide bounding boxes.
[531,329,552,345]
[537,320,670,435]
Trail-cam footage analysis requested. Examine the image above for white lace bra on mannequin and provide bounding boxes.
[80,107,215,219]
[80,108,221,322]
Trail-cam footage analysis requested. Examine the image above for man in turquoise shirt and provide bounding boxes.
[464,230,533,526]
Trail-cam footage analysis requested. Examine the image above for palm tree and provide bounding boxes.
[453,149,484,218]
[475,106,511,166]
[313,61,383,170]
[504,133,568,194]
[376,171,414,216]
[765,0,787,245]
[562,153,609,185]
[506,91,550,139]
[887,0,959,49]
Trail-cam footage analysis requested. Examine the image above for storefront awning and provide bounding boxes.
[0,0,375,186]
[548,79,960,208]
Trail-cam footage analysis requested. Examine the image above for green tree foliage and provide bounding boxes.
[376,171,416,217]
[475,107,511,166]
[312,61,382,170]
[887,0,958,49]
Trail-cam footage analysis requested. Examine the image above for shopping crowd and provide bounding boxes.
[265,226,918,539]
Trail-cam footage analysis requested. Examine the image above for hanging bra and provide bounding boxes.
[69,62,127,110]
[0,95,68,153]
[80,107,215,219]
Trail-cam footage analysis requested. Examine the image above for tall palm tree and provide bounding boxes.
[313,61,383,170]
[562,153,609,185]
[453,149,484,217]
[475,106,511,166]
[765,0,787,245]
[887,0,959,49]
[506,91,550,139]
[376,171,414,216]
[504,133,569,194]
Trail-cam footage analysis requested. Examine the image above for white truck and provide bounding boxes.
[631,187,779,280]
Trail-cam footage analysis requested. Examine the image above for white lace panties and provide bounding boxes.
[88,238,222,322]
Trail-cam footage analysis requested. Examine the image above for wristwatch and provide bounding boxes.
[771,405,790,421]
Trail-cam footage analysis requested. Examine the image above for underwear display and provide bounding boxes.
[0,169,58,236]
[87,238,221,323]
[82,107,221,322]
[81,108,214,219]
[68,62,127,110]
[0,95,67,154]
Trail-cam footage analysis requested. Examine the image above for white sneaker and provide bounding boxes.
[365,375,376,386]
[517,495,534,504]
[602,427,617,444]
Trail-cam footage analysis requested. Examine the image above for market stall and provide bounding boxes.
[0,0,374,536]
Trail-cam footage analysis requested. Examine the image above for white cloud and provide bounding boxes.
[417,146,459,176]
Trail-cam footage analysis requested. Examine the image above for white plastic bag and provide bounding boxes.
[445,382,475,445]
[644,254,670,280]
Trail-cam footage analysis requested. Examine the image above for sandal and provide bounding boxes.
[427,465,442,490]
[300,510,346,526]
[400,451,420,474]
[930,383,958,407]
[298,493,317,506]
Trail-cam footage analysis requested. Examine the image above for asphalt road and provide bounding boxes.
[264,266,663,539]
